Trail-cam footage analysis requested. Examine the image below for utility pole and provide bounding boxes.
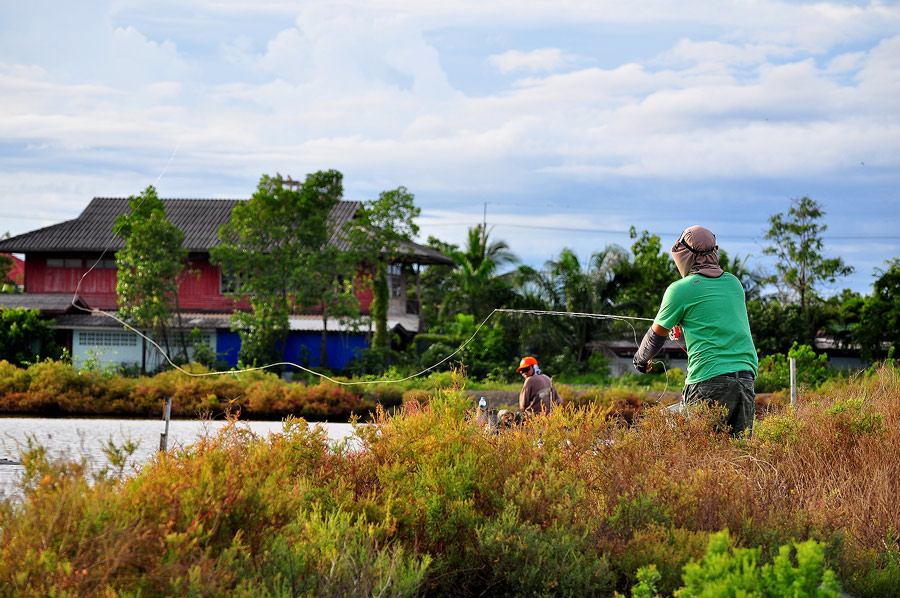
[481,202,487,248]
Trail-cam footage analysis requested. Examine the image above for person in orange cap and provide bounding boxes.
[516,356,561,415]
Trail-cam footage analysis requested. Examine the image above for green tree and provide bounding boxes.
[746,297,804,357]
[531,246,630,365]
[114,186,188,371]
[211,171,351,368]
[0,307,62,365]
[352,186,421,349]
[763,196,854,342]
[818,288,865,350]
[417,236,460,331]
[443,225,519,321]
[855,259,900,361]
[1,233,16,293]
[616,227,679,319]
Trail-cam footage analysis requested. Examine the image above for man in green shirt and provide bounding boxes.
[632,225,758,437]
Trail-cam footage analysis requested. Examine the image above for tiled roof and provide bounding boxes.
[0,197,453,265]
[0,198,242,252]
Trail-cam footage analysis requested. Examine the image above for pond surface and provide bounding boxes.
[0,417,358,501]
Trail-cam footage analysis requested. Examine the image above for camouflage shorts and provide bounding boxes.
[682,373,756,438]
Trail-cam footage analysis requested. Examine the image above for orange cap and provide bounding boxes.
[516,356,538,372]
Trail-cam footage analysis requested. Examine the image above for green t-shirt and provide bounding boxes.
[654,272,758,384]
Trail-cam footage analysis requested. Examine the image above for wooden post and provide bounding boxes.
[159,397,172,451]
[790,357,797,408]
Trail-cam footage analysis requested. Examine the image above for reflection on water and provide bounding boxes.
[0,417,358,501]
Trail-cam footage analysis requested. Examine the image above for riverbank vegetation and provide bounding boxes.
[1,364,898,596]
[0,346,838,421]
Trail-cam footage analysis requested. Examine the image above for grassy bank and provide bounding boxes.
[0,359,786,423]
[1,365,899,596]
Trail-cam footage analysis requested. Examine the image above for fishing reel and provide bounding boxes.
[668,325,681,341]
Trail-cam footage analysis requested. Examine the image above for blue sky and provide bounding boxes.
[1,0,899,297]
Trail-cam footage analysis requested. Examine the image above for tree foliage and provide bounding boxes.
[442,225,519,321]
[763,196,853,341]
[1,232,16,293]
[855,259,900,361]
[0,307,62,365]
[615,227,679,319]
[211,171,354,368]
[352,186,422,349]
[529,245,630,364]
[114,186,188,367]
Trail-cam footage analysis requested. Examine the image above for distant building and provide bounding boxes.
[2,253,24,290]
[0,197,453,372]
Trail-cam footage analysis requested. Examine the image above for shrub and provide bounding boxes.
[615,525,711,595]
[3,364,900,596]
[675,529,841,598]
[0,307,63,365]
[476,507,614,596]
[756,342,835,393]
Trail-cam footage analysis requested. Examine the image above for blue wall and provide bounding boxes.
[216,331,242,367]
[216,330,369,371]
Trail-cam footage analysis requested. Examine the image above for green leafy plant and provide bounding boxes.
[675,530,841,598]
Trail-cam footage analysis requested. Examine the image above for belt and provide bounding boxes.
[716,370,755,380]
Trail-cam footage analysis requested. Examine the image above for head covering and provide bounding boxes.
[671,225,723,278]
[516,356,538,372]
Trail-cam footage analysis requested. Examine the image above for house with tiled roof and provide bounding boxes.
[0,197,453,372]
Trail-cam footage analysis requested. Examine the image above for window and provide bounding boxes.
[220,269,251,295]
[387,264,403,299]
[78,331,138,347]
[47,258,83,268]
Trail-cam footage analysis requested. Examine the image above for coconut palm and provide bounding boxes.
[527,245,630,363]
[443,225,519,320]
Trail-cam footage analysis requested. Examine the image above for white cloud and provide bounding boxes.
[110,26,189,85]
[827,51,865,74]
[1,0,899,290]
[489,48,577,74]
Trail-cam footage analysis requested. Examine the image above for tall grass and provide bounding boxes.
[1,366,899,596]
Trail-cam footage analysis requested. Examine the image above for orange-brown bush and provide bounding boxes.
[1,364,899,596]
[0,360,385,421]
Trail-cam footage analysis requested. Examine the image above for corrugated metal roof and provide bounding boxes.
[0,197,454,265]
[0,293,91,313]
[50,311,419,333]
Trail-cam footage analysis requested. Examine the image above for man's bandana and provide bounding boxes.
[671,225,724,278]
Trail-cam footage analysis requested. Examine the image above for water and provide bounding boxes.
[0,417,358,501]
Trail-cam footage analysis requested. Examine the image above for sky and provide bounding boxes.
[1,0,899,297]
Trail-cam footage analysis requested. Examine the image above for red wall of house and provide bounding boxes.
[24,253,376,313]
[26,253,118,307]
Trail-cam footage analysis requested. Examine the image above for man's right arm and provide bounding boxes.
[633,325,669,374]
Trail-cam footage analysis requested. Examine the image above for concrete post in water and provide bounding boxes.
[790,357,797,408]
[159,396,172,451]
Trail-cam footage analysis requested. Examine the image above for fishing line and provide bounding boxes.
[71,141,182,304]
[58,145,675,394]
[80,306,669,394]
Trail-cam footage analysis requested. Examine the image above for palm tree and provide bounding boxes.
[443,225,519,319]
[529,245,630,363]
